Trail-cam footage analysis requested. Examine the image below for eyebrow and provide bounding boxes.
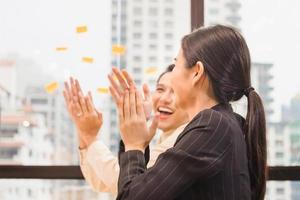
[156,83,165,88]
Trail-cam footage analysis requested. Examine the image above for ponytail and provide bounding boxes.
[244,89,267,200]
[180,25,267,199]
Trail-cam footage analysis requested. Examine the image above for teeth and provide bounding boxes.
[158,107,173,114]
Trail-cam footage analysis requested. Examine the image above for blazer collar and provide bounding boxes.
[174,102,233,146]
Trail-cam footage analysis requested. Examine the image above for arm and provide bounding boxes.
[79,140,119,195]
[117,111,232,200]
[107,69,231,199]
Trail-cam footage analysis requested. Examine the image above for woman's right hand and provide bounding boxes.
[108,67,153,120]
[63,77,103,149]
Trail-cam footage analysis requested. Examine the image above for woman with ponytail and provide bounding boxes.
[106,25,267,200]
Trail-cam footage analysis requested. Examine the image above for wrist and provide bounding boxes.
[79,134,97,150]
[125,144,146,153]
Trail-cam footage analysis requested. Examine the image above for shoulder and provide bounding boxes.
[186,108,226,130]
[176,109,233,145]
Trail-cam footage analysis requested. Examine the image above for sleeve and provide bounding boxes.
[79,140,119,195]
[117,111,233,200]
[118,140,150,166]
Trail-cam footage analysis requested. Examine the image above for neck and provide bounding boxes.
[163,128,176,135]
[186,94,219,121]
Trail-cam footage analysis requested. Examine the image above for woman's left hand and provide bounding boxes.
[109,70,159,152]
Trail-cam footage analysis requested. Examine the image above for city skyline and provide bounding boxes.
[0,0,299,122]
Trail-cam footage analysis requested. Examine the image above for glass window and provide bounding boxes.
[164,8,173,16]
[133,32,142,39]
[149,32,158,39]
[133,7,143,15]
[149,7,158,16]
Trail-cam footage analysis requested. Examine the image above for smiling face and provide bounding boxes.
[152,72,189,132]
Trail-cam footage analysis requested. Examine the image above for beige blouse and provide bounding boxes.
[79,123,188,196]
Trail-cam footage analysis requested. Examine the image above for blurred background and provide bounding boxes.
[0,0,299,199]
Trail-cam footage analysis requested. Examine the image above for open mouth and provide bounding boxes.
[157,107,174,119]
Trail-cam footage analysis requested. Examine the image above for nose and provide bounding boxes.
[159,90,173,104]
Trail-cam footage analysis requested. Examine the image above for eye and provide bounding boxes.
[156,87,164,92]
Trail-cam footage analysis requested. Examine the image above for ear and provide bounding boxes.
[192,61,205,86]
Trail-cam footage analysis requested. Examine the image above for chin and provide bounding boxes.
[158,123,169,132]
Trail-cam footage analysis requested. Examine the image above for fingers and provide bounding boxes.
[64,81,72,102]
[63,90,69,105]
[108,74,123,97]
[136,89,144,117]
[149,112,160,139]
[72,97,83,118]
[85,91,93,113]
[88,91,94,103]
[123,89,130,119]
[112,67,129,91]
[70,77,77,97]
[75,79,84,96]
[122,70,135,88]
[109,86,123,122]
[96,110,103,122]
[109,86,121,106]
[142,84,151,101]
[78,91,88,114]
[129,85,137,118]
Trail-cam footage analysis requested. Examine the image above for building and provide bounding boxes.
[205,0,242,29]
[0,104,54,199]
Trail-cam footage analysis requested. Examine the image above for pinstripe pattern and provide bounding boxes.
[117,103,251,200]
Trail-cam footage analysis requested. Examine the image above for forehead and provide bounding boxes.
[157,72,172,87]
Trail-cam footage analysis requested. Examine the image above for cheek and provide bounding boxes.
[170,69,180,89]
[171,70,185,94]
[152,94,160,108]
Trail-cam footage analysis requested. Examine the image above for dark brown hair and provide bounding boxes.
[181,25,267,200]
[156,63,175,84]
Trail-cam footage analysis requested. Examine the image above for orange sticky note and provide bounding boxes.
[112,44,125,55]
[145,67,158,74]
[97,87,109,94]
[55,47,68,51]
[45,82,59,93]
[76,26,88,33]
[82,57,94,63]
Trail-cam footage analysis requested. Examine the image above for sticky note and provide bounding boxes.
[55,47,68,51]
[82,57,94,63]
[112,44,125,55]
[45,82,59,93]
[97,87,109,94]
[145,67,158,74]
[76,26,88,33]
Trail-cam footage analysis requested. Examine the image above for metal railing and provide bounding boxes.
[1,166,300,181]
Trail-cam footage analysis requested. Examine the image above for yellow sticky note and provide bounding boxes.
[97,87,109,94]
[112,44,125,55]
[76,26,88,33]
[82,57,94,63]
[45,82,59,93]
[55,47,68,51]
[145,67,158,74]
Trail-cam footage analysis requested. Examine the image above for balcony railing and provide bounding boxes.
[1,166,300,181]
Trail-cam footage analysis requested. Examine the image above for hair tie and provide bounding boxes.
[244,87,254,97]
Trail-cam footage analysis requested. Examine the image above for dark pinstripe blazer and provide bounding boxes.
[117,103,251,200]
